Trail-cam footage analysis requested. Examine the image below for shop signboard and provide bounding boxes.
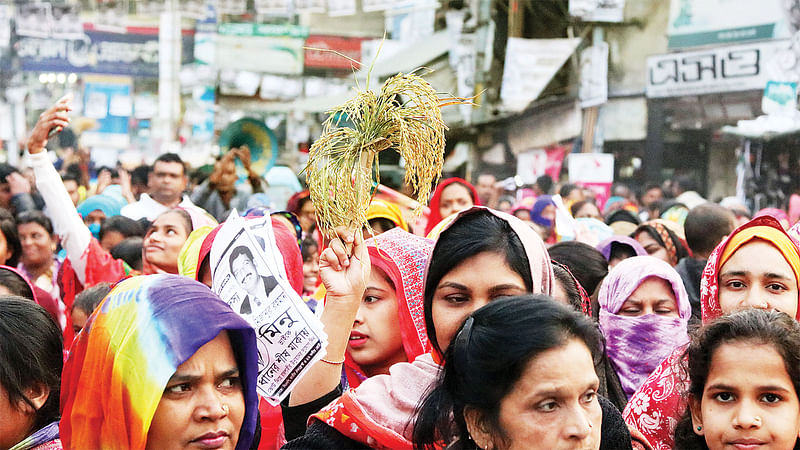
[646,40,788,98]
[14,28,194,78]
[304,35,365,69]
[667,0,790,49]
[216,23,307,75]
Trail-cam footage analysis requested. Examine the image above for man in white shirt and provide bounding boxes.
[121,153,214,227]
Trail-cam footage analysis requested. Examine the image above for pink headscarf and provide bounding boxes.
[598,256,691,399]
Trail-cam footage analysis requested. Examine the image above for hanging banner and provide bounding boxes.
[81,75,132,149]
[516,145,568,185]
[304,35,364,69]
[15,28,194,78]
[568,153,614,209]
[501,37,582,112]
[667,0,789,49]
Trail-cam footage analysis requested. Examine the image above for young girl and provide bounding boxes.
[625,216,800,450]
[674,308,800,450]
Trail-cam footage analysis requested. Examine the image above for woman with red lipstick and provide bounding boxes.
[343,227,433,387]
[674,309,800,450]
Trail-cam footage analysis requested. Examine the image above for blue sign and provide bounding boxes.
[14,29,194,77]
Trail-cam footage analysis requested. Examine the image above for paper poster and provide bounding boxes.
[210,213,327,405]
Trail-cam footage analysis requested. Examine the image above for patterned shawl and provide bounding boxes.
[345,227,434,388]
[623,216,800,450]
[598,256,691,399]
[59,275,259,450]
[310,206,553,449]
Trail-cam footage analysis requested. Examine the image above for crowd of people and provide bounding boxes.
[5,98,800,450]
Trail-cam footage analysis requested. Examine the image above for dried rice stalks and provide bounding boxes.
[303,69,471,238]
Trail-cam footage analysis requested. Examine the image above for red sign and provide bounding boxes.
[304,35,365,69]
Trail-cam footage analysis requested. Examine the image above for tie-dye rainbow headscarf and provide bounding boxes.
[59,274,259,450]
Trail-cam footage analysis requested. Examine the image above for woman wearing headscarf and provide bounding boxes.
[623,216,800,450]
[60,274,259,450]
[365,199,408,235]
[284,207,621,449]
[598,256,691,402]
[343,227,433,388]
[596,235,647,269]
[631,219,690,266]
[423,178,480,235]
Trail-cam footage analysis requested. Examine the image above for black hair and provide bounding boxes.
[300,237,318,263]
[110,237,143,271]
[229,245,255,273]
[0,163,18,183]
[413,295,603,450]
[633,223,690,262]
[0,267,34,301]
[673,175,697,194]
[130,165,151,186]
[684,203,735,257]
[154,152,184,168]
[99,215,146,241]
[535,174,553,194]
[423,210,533,355]
[640,184,664,201]
[0,296,63,434]
[605,209,641,226]
[551,262,584,312]
[16,210,54,237]
[559,183,581,198]
[61,173,80,185]
[547,241,608,296]
[368,217,397,234]
[149,208,193,236]
[73,282,112,316]
[570,200,594,218]
[0,208,21,266]
[97,166,119,179]
[674,309,800,449]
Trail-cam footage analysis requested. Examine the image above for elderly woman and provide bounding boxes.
[59,275,259,449]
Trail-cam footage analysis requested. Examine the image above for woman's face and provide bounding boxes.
[0,384,36,450]
[146,331,245,450]
[348,267,405,377]
[718,240,799,318]
[18,222,54,268]
[634,231,671,265]
[540,205,556,226]
[574,203,601,221]
[432,252,527,352]
[438,184,474,220]
[143,212,190,274]
[100,230,126,252]
[302,250,319,294]
[689,342,800,450]
[0,230,13,266]
[618,276,679,317]
[470,338,602,450]
[298,200,316,233]
[71,308,89,335]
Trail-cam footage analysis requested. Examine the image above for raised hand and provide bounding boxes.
[28,95,72,154]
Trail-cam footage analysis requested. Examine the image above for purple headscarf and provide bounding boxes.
[596,236,647,262]
[530,195,555,227]
[597,255,691,399]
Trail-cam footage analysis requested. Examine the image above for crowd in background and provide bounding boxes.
[5,99,800,450]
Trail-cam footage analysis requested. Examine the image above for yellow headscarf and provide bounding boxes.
[719,225,800,285]
[177,226,215,280]
[366,199,408,231]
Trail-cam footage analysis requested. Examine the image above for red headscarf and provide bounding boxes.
[344,228,434,388]
[423,178,480,235]
[623,216,800,450]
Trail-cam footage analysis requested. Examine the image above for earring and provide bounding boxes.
[696,425,702,431]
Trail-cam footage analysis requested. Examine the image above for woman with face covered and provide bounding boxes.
[598,256,692,402]
[283,207,632,449]
[623,216,800,450]
[60,275,259,450]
